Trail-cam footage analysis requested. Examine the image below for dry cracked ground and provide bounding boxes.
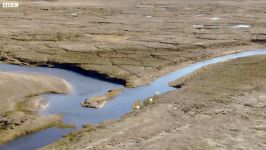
[0,0,265,87]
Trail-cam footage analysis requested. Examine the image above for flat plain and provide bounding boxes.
[0,0,265,87]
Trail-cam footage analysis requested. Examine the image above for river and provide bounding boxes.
[0,48,266,150]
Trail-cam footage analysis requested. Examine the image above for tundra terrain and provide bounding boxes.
[44,55,266,150]
[0,0,265,148]
[0,0,265,87]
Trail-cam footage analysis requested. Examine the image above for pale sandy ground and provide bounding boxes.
[0,72,70,113]
[43,55,266,150]
[0,72,70,143]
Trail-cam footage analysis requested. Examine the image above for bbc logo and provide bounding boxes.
[2,2,19,8]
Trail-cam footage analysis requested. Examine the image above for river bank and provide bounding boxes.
[0,72,70,143]
[43,54,266,150]
[1,0,266,87]
[0,0,266,148]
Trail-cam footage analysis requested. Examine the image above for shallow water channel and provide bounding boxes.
[0,48,266,150]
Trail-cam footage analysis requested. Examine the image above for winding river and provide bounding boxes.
[0,48,266,150]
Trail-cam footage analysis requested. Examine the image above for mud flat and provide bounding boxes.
[43,55,266,150]
[0,0,266,87]
[0,72,70,143]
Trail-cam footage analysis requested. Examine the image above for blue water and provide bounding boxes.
[0,48,266,150]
